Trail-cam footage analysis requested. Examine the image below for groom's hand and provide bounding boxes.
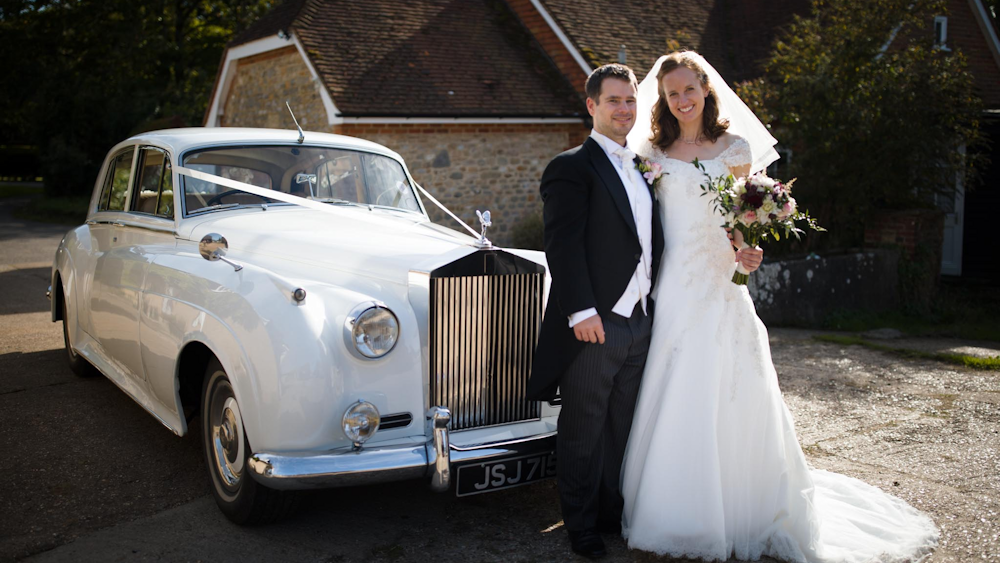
[574,315,605,344]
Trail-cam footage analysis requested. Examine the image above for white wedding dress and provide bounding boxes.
[620,137,939,562]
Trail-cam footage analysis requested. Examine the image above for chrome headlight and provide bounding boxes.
[343,400,380,445]
[345,302,399,359]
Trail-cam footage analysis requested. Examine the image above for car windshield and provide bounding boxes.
[181,145,422,215]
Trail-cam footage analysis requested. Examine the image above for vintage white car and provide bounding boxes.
[49,128,558,524]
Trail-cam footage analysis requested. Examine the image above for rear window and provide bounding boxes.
[97,148,135,212]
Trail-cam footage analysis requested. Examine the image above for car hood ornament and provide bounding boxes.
[475,210,492,248]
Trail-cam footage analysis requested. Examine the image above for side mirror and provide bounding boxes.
[199,233,242,271]
[199,233,228,261]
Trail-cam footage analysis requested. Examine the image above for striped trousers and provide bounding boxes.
[556,301,653,532]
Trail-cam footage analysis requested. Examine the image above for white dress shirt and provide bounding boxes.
[569,130,654,327]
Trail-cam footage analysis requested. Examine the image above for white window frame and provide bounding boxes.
[934,16,951,51]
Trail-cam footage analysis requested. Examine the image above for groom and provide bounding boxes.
[526,63,661,559]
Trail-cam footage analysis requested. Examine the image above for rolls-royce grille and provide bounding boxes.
[429,273,543,431]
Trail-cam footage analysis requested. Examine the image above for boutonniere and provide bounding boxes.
[635,158,664,187]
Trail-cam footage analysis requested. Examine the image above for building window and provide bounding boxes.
[767,147,793,180]
[934,16,950,51]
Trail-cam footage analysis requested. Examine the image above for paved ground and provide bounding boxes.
[1,198,997,562]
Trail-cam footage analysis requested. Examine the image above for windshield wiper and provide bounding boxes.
[190,203,240,215]
[309,197,368,207]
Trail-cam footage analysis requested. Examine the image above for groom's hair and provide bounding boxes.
[585,64,637,103]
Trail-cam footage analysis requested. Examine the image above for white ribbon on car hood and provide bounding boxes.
[174,165,483,240]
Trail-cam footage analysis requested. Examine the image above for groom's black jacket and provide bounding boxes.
[526,137,664,401]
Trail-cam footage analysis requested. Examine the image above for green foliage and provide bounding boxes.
[736,0,984,250]
[0,0,275,196]
[510,210,544,251]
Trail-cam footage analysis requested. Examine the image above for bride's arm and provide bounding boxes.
[730,163,750,179]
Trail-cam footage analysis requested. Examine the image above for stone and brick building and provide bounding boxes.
[206,0,1000,278]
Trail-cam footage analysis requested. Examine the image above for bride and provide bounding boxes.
[620,51,940,562]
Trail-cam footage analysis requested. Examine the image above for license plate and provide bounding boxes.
[455,451,557,497]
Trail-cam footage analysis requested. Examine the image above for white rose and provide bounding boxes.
[760,199,777,217]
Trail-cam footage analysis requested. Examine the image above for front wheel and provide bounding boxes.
[61,295,96,377]
[201,359,299,524]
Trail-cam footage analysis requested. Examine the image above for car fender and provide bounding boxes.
[140,251,423,453]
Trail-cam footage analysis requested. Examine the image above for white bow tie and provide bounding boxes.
[614,146,636,166]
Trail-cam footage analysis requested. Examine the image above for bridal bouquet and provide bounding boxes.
[696,160,824,285]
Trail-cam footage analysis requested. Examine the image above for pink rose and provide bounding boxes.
[740,210,758,225]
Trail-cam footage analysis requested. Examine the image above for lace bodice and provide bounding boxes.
[642,136,752,295]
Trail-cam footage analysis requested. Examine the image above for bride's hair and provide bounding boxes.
[650,52,729,150]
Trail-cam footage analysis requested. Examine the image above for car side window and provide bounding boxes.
[101,148,135,212]
[97,148,134,212]
[130,147,173,219]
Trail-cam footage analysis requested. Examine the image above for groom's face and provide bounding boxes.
[587,78,637,145]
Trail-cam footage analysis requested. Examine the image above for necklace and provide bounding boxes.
[681,134,704,145]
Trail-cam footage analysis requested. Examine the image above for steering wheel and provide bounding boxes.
[206,189,271,206]
[375,188,403,208]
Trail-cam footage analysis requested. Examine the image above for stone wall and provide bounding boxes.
[749,249,900,326]
[219,46,329,131]
[336,123,587,245]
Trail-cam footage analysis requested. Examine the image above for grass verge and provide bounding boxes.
[0,183,43,198]
[822,281,1000,343]
[13,196,89,225]
[813,334,1000,371]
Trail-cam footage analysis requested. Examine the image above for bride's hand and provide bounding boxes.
[726,227,764,273]
[737,246,763,273]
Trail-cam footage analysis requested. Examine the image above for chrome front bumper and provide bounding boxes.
[246,406,557,491]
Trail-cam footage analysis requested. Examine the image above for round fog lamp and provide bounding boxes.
[350,306,399,358]
[343,400,380,445]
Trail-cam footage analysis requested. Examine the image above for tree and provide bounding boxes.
[736,0,984,250]
[0,0,274,195]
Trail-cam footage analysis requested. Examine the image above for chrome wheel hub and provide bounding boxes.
[211,392,245,491]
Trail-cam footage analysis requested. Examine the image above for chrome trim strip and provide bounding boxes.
[115,221,177,235]
[448,430,557,452]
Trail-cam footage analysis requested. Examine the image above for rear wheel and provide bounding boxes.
[61,295,96,377]
[201,359,299,524]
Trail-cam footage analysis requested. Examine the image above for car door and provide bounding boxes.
[84,146,134,346]
[92,146,174,383]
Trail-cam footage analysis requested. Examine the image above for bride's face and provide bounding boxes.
[661,66,708,126]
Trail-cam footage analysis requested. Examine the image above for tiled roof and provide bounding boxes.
[235,0,583,118]
[536,0,809,85]
[231,0,308,46]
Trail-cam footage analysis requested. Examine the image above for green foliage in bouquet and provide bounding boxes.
[696,159,824,284]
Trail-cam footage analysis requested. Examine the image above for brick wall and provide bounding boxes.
[947,0,1000,108]
[220,46,329,130]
